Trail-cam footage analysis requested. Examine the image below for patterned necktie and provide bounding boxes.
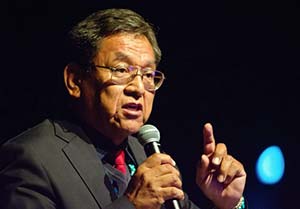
[114,150,126,174]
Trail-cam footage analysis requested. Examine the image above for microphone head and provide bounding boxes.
[136,124,160,146]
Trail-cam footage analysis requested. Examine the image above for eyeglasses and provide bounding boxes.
[93,65,165,91]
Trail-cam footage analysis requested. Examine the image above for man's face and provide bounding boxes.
[79,33,156,144]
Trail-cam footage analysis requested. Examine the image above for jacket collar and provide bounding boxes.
[53,120,147,208]
[54,120,111,208]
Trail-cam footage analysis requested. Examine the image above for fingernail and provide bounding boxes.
[172,159,176,166]
[217,174,225,182]
[212,157,220,165]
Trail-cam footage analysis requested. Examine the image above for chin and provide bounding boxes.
[119,120,144,135]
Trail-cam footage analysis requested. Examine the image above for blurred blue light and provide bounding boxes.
[256,145,285,184]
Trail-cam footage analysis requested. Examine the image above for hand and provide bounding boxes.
[196,123,247,209]
[125,153,184,209]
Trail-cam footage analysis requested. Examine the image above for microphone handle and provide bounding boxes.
[144,141,161,155]
[165,199,181,209]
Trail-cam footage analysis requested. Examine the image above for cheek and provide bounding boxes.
[143,94,155,119]
[100,87,123,115]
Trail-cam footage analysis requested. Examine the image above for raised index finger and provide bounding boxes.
[203,123,215,156]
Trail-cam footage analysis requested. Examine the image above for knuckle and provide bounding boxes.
[161,163,173,172]
[176,178,182,188]
[225,154,233,161]
[170,187,179,196]
[219,165,227,173]
[164,163,173,170]
[215,143,227,154]
[134,168,143,178]
[157,197,165,205]
[217,142,226,149]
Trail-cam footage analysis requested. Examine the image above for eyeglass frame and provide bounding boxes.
[90,65,166,91]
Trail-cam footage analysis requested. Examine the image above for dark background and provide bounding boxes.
[1,0,299,208]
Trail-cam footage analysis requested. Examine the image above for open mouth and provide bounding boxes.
[122,103,143,111]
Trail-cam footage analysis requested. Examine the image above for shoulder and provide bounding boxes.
[0,119,73,163]
[1,119,59,147]
[0,118,86,172]
[1,119,82,147]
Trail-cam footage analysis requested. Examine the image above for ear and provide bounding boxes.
[64,63,82,98]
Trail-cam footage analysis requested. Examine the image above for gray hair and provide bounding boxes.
[66,8,161,68]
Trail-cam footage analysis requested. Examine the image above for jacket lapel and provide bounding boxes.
[127,135,147,165]
[54,121,111,208]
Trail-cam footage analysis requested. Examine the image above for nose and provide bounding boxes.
[124,72,145,97]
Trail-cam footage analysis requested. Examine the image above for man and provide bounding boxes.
[0,8,247,209]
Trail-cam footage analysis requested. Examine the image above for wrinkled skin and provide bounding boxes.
[125,124,246,209]
[196,123,246,209]
[65,32,246,209]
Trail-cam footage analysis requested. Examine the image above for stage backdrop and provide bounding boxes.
[1,1,299,208]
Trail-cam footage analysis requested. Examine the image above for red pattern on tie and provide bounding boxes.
[114,150,126,174]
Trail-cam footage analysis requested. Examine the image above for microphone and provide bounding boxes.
[136,124,182,209]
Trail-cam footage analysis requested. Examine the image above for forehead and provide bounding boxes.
[96,33,156,65]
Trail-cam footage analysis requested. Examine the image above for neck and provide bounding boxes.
[81,122,128,151]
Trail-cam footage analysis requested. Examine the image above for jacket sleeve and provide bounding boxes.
[179,193,201,209]
[103,196,136,209]
[103,193,201,209]
[0,142,57,209]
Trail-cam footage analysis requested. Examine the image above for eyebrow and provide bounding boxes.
[114,52,131,63]
[113,51,156,67]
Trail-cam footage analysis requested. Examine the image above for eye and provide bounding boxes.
[144,71,155,79]
[111,66,130,78]
[114,67,128,73]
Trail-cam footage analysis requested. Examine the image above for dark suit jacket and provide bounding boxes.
[0,119,200,209]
